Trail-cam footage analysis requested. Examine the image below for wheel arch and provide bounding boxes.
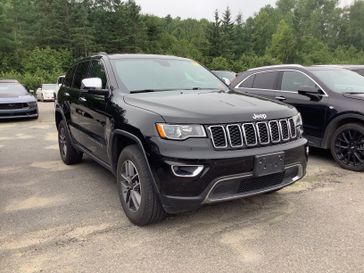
[110,129,161,194]
[322,113,364,149]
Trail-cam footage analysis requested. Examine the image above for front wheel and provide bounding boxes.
[330,123,364,172]
[117,145,165,226]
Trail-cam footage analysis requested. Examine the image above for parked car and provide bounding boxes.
[212,70,237,84]
[231,64,364,171]
[312,65,364,77]
[56,54,308,226]
[0,80,38,119]
[36,84,58,102]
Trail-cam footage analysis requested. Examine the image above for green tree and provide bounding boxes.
[267,19,297,63]
[207,10,222,58]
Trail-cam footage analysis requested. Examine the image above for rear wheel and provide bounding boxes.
[117,145,165,226]
[330,123,364,172]
[58,120,83,165]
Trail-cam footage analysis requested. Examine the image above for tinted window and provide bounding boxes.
[63,65,77,88]
[239,75,254,88]
[281,71,316,92]
[355,70,364,77]
[72,62,90,89]
[89,60,107,89]
[252,72,278,89]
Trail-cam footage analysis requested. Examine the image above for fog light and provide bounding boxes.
[171,165,204,177]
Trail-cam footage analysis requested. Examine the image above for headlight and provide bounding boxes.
[293,113,303,137]
[156,123,207,140]
[293,113,302,127]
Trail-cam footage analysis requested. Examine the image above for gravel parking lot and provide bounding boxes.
[1,102,364,273]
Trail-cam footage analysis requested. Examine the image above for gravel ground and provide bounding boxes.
[0,102,363,273]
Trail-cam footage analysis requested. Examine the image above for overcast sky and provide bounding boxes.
[134,0,354,21]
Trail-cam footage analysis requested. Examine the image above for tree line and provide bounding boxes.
[0,0,363,89]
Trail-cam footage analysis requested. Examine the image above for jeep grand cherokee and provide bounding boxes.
[55,54,308,226]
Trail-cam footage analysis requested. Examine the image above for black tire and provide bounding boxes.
[117,145,165,226]
[330,123,364,172]
[58,120,83,165]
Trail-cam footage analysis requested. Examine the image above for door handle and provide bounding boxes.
[275,96,287,101]
[79,97,87,102]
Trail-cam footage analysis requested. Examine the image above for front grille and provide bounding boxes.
[242,123,257,146]
[256,122,269,144]
[208,117,299,149]
[238,172,285,193]
[226,124,243,148]
[269,120,280,143]
[279,119,290,141]
[288,118,297,138]
[208,126,227,148]
[0,103,27,110]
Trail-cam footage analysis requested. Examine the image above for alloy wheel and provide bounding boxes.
[59,127,67,157]
[334,129,364,167]
[120,160,142,212]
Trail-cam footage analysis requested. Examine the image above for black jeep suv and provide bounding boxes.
[55,54,308,225]
[231,65,364,171]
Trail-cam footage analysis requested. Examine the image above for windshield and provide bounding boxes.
[111,58,228,93]
[311,69,364,94]
[0,83,28,97]
[42,84,57,90]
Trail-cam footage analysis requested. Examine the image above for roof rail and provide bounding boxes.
[248,64,304,71]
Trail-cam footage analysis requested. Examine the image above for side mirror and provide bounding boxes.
[81,77,102,90]
[298,86,322,101]
[81,78,109,95]
[222,77,231,86]
[298,85,319,94]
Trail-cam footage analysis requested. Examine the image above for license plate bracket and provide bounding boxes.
[254,152,285,177]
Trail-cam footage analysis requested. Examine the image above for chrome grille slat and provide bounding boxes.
[208,117,299,150]
[268,120,281,143]
[279,119,290,141]
[288,118,297,139]
[256,122,270,145]
[242,123,258,147]
[226,124,244,148]
[208,125,228,148]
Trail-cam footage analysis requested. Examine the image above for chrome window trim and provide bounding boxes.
[256,122,270,145]
[242,123,258,147]
[268,120,281,143]
[279,119,290,141]
[226,124,244,148]
[208,125,228,149]
[234,68,328,97]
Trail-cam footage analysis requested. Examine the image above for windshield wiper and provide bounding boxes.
[130,89,170,94]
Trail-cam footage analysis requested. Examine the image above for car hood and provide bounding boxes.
[124,90,297,124]
[0,94,36,103]
[343,93,364,102]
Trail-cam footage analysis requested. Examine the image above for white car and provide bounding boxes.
[36,84,58,102]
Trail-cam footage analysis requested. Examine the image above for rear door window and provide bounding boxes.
[252,72,278,90]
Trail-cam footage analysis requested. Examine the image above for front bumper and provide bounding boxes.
[0,107,38,119]
[148,138,308,213]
